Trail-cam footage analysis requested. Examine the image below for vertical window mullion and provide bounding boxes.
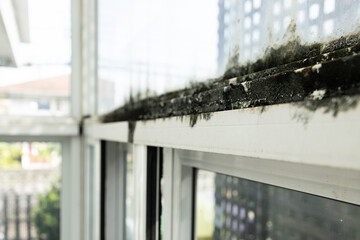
[162,148,174,240]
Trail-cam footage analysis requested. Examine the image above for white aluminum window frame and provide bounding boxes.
[103,141,126,240]
[83,137,101,240]
[85,4,360,240]
[0,133,82,240]
[91,140,148,240]
[85,97,360,240]
[168,148,360,240]
[0,0,87,239]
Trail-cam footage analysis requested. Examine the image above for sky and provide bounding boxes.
[0,0,71,87]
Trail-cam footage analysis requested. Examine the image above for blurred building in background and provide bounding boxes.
[0,75,70,116]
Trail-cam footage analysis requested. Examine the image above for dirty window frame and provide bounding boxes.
[170,148,360,240]
[84,97,360,240]
[87,1,360,240]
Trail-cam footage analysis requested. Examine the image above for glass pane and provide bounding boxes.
[125,147,134,240]
[0,0,71,116]
[98,0,360,114]
[0,142,62,240]
[98,0,219,113]
[195,169,360,240]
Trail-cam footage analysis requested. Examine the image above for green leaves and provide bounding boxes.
[0,142,22,169]
[32,179,60,240]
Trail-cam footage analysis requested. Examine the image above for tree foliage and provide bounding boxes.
[32,179,61,240]
[0,142,22,168]
[0,142,61,168]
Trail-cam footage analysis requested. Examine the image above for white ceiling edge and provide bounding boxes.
[12,0,30,43]
[0,0,28,67]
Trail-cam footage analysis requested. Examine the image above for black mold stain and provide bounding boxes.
[294,95,359,120]
[293,95,359,125]
[101,34,360,126]
[189,112,213,127]
[303,96,358,117]
[128,121,136,143]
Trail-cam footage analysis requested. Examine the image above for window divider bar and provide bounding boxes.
[133,144,148,240]
[163,148,174,240]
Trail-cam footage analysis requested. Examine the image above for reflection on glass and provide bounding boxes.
[126,151,135,240]
[195,169,360,240]
[0,0,71,116]
[98,0,219,113]
[196,170,216,240]
[98,0,360,113]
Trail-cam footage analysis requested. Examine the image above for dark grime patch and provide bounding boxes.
[189,112,213,127]
[101,35,360,126]
[128,121,136,143]
[292,95,359,125]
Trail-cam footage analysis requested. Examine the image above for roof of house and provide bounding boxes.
[0,75,70,97]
